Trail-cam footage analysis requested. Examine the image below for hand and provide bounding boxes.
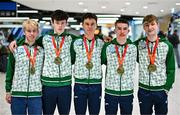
[5,92,11,104]
[103,36,112,42]
[9,40,17,53]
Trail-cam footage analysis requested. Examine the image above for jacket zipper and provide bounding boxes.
[27,46,31,98]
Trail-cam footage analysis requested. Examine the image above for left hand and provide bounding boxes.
[103,36,112,42]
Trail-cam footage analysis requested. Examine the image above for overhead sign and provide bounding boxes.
[0,2,17,17]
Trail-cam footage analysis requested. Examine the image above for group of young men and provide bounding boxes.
[5,9,175,115]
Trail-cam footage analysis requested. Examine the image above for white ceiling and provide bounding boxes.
[13,0,180,17]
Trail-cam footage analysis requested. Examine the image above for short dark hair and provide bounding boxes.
[115,18,129,27]
[143,14,158,24]
[82,13,97,23]
[51,10,69,22]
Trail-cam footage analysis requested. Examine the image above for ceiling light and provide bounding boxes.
[0,17,29,20]
[97,18,118,24]
[0,24,22,28]
[96,15,121,18]
[17,10,38,13]
[16,4,20,7]
[143,6,148,9]
[70,25,82,28]
[83,9,88,12]
[160,9,164,12]
[135,12,139,14]
[133,17,143,20]
[125,2,131,5]
[120,9,125,12]
[42,17,51,20]
[78,2,84,5]
[67,17,77,22]
[101,6,106,9]
[31,19,39,21]
[176,3,180,5]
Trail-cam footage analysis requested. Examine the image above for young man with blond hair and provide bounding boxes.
[135,14,175,115]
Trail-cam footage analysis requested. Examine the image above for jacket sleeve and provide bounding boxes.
[101,43,108,65]
[164,41,175,91]
[133,40,139,63]
[36,36,43,47]
[5,52,15,92]
[70,38,76,65]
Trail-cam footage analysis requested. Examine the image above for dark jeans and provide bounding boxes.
[74,83,102,115]
[11,97,42,115]
[138,88,168,115]
[105,93,134,115]
[42,85,72,115]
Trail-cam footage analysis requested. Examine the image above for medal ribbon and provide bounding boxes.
[52,36,65,57]
[115,45,128,66]
[146,38,159,64]
[23,45,37,67]
[83,36,95,62]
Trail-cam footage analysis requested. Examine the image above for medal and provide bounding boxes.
[115,44,128,76]
[146,38,159,72]
[24,45,37,75]
[54,57,62,65]
[83,36,95,70]
[85,61,93,70]
[117,65,124,75]
[52,36,65,65]
[148,64,157,72]
[30,66,35,75]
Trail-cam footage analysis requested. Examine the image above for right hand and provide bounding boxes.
[9,40,17,53]
[5,92,11,104]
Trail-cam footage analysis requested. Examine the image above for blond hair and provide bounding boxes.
[22,19,39,31]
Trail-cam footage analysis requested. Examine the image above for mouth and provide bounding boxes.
[119,33,125,36]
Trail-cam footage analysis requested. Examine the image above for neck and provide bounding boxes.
[25,39,35,46]
[116,37,127,45]
[147,35,158,42]
[55,31,63,36]
[85,33,94,40]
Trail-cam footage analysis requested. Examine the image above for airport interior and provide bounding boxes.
[0,0,180,114]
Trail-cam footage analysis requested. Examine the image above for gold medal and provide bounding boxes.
[54,57,62,65]
[148,64,157,72]
[85,61,93,70]
[117,65,124,76]
[30,67,35,75]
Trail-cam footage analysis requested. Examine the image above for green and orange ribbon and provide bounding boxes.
[23,45,37,68]
[52,36,65,58]
[83,36,95,63]
[146,38,159,65]
[115,44,128,66]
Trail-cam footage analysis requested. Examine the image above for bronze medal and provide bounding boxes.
[85,61,93,70]
[148,64,157,72]
[30,67,35,75]
[54,57,62,65]
[117,65,124,75]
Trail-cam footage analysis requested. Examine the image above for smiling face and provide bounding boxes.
[23,20,39,44]
[142,14,159,38]
[143,20,159,37]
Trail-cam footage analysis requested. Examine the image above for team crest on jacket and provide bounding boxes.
[75,40,83,46]
[110,46,116,53]
[138,40,146,49]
